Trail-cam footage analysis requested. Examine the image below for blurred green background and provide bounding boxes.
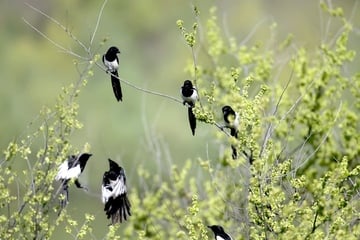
[1,0,359,238]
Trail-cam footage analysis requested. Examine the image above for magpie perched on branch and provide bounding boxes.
[181,80,198,136]
[55,153,92,207]
[102,46,122,102]
[208,225,233,240]
[222,105,239,159]
[102,159,131,224]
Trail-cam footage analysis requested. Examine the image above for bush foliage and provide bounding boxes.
[1,1,359,239]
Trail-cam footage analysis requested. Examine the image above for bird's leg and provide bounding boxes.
[64,186,69,206]
[74,179,82,188]
[75,179,88,191]
[60,182,69,208]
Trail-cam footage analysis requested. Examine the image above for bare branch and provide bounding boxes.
[286,101,342,179]
[239,17,270,46]
[89,0,108,47]
[260,69,293,158]
[95,62,183,104]
[295,102,342,172]
[191,46,201,106]
[24,3,89,54]
[22,18,87,60]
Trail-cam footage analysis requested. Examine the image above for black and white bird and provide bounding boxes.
[102,159,131,224]
[181,80,198,136]
[208,225,233,240]
[222,105,239,159]
[55,153,92,207]
[102,46,122,102]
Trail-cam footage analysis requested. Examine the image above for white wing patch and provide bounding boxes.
[101,185,112,204]
[55,160,81,181]
[101,175,127,204]
[233,112,239,129]
[111,176,127,196]
[216,234,232,240]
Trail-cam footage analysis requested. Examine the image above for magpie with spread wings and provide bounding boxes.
[102,159,131,224]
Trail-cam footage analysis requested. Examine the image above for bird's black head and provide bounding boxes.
[222,105,235,116]
[107,46,120,55]
[79,153,92,163]
[108,158,122,171]
[208,225,225,234]
[77,153,92,170]
[182,80,194,88]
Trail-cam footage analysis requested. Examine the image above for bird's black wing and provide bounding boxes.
[103,173,131,224]
[102,55,106,66]
[105,193,131,224]
[111,70,122,102]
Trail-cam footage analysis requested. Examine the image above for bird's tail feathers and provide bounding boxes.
[106,194,131,224]
[230,128,238,138]
[110,70,123,102]
[119,194,131,222]
[230,128,238,159]
[188,107,196,136]
[231,145,238,160]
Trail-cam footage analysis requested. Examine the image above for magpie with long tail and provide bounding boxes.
[102,159,131,224]
[55,153,92,207]
[222,105,239,159]
[181,80,198,136]
[102,46,122,102]
[208,225,233,240]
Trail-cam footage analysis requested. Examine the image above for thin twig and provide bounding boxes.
[24,3,89,53]
[190,45,206,108]
[267,76,316,143]
[291,101,342,176]
[260,69,293,158]
[89,0,108,47]
[95,62,183,104]
[304,209,319,239]
[22,18,87,60]
[311,210,319,233]
[213,122,231,137]
[240,17,269,46]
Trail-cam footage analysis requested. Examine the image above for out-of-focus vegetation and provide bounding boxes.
[0,0,359,239]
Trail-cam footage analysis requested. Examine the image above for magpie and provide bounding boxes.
[102,159,131,224]
[181,80,198,136]
[102,46,122,102]
[55,153,92,207]
[208,225,233,240]
[222,105,239,159]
